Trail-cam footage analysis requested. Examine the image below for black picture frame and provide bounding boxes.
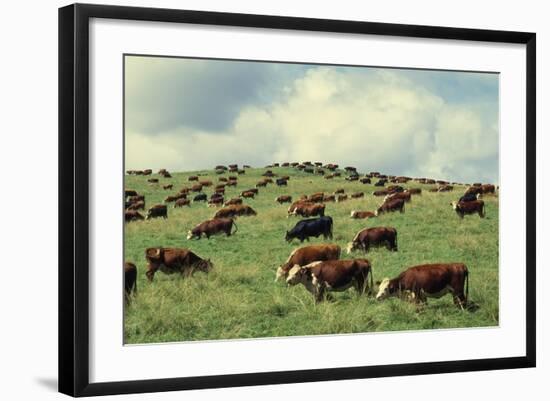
[59,3,536,397]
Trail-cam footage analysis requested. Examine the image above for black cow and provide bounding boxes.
[458,193,479,203]
[276,178,288,186]
[193,193,207,202]
[285,216,333,243]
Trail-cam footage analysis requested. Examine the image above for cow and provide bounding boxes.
[146,204,167,219]
[191,184,203,192]
[143,169,152,175]
[323,194,336,202]
[244,188,259,195]
[145,247,213,281]
[336,194,348,203]
[162,172,172,178]
[351,192,364,199]
[127,195,145,203]
[384,191,411,203]
[287,199,313,215]
[373,189,390,197]
[360,178,371,184]
[241,191,255,199]
[163,184,173,190]
[188,176,199,181]
[458,193,480,203]
[350,211,376,219]
[375,180,386,187]
[256,181,267,188]
[375,198,405,216]
[219,177,228,182]
[345,175,359,181]
[387,185,404,193]
[285,216,333,243]
[438,185,454,192]
[126,200,145,210]
[200,180,213,187]
[375,263,469,309]
[451,200,485,218]
[286,259,373,302]
[334,189,345,194]
[407,188,422,195]
[291,203,325,218]
[309,193,324,203]
[324,174,334,180]
[214,204,257,218]
[347,227,397,253]
[276,195,292,204]
[275,244,341,282]
[174,198,191,208]
[208,197,224,207]
[215,165,227,171]
[226,180,237,187]
[215,184,226,190]
[147,178,159,184]
[481,184,496,194]
[125,210,144,222]
[224,198,243,206]
[125,189,138,197]
[276,178,288,186]
[193,193,207,202]
[215,188,225,195]
[187,218,237,239]
[124,262,137,303]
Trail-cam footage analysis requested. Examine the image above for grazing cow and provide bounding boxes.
[215,165,227,171]
[291,203,325,218]
[375,179,387,187]
[351,192,364,199]
[164,195,180,203]
[238,169,246,175]
[350,211,376,219]
[285,216,333,243]
[373,189,390,197]
[226,180,237,187]
[214,204,257,218]
[375,198,405,216]
[375,263,469,309]
[256,181,267,188]
[243,165,251,168]
[147,178,159,184]
[287,199,313,215]
[345,175,359,181]
[384,191,411,203]
[304,168,314,174]
[163,184,173,190]
[143,169,152,175]
[309,193,324,203]
[219,177,228,182]
[215,184,226,190]
[145,247,213,281]
[275,244,341,281]
[174,198,191,208]
[387,185,404,193]
[451,200,485,218]
[244,188,259,195]
[208,197,224,207]
[125,189,138,197]
[200,180,213,187]
[241,191,255,199]
[481,184,496,194]
[286,259,373,302]
[438,185,454,192]
[336,194,348,203]
[127,200,145,210]
[187,218,237,239]
[146,204,167,219]
[125,210,144,222]
[127,195,145,204]
[426,179,436,184]
[276,195,292,204]
[162,172,172,178]
[436,180,449,185]
[324,174,334,179]
[189,194,206,203]
[323,194,336,202]
[276,178,288,186]
[224,198,243,206]
[360,178,371,184]
[215,188,225,195]
[179,188,190,194]
[407,188,422,195]
[124,262,137,303]
[334,188,345,194]
[347,227,397,253]
[188,175,199,181]
[458,193,479,203]
[191,184,203,192]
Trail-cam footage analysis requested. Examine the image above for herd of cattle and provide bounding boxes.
[124,162,497,310]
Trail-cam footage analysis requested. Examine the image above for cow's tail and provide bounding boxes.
[465,267,469,302]
[232,219,238,234]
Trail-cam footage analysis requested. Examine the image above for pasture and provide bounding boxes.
[124,167,499,344]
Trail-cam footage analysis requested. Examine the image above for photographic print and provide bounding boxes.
[123,55,499,344]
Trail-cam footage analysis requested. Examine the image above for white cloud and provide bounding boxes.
[126,67,499,183]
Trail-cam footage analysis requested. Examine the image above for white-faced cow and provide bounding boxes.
[275,244,341,281]
[451,200,485,218]
[145,247,213,281]
[347,227,397,253]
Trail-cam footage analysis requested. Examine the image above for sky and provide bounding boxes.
[124,55,499,184]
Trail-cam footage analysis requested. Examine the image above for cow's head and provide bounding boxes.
[186,230,195,240]
[350,211,357,218]
[374,208,380,216]
[285,231,294,243]
[286,265,307,286]
[375,278,397,300]
[451,201,458,210]
[145,247,163,262]
[346,242,357,254]
[197,258,213,272]
[275,265,291,282]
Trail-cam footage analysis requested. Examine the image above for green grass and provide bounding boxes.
[124,167,499,344]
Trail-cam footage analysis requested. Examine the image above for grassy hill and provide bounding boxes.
[124,167,499,344]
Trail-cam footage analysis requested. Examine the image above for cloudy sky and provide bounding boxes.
[125,55,499,183]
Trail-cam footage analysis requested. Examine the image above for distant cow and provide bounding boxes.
[241,191,255,199]
[350,210,376,219]
[309,193,324,203]
[373,189,390,197]
[219,177,228,182]
[275,244,341,282]
[188,176,199,181]
[187,218,237,239]
[163,184,173,190]
[244,188,259,195]
[384,191,411,203]
[208,197,224,207]
[174,198,190,208]
[126,200,145,211]
[347,227,397,253]
[125,210,144,222]
[334,188,345,194]
[323,194,336,202]
[360,178,371,184]
[124,262,137,303]
[351,192,364,199]
[291,203,325,218]
[287,199,313,215]
[438,185,454,192]
[164,195,180,203]
[376,263,469,309]
[451,200,485,218]
[125,189,138,197]
[375,198,405,216]
[193,193,207,202]
[256,181,267,188]
[200,180,213,187]
[481,184,496,194]
[145,247,212,281]
[224,198,243,206]
[375,180,386,187]
[146,204,167,219]
[226,180,237,187]
[147,178,159,184]
[276,195,292,204]
[191,184,203,192]
[336,194,348,203]
[214,204,257,219]
[276,178,288,186]
[407,188,422,195]
[127,195,145,203]
[143,169,152,175]
[285,216,333,243]
[286,259,373,302]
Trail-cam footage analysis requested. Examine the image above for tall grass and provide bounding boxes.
[124,167,499,344]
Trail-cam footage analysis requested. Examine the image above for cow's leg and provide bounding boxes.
[146,264,158,282]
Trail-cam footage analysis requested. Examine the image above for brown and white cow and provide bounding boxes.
[286,259,373,302]
[163,184,173,190]
[187,217,237,239]
[309,193,325,203]
[376,263,469,309]
[347,227,397,253]
[124,262,137,303]
[241,191,255,199]
[375,198,405,216]
[350,210,376,219]
[290,203,325,218]
[275,244,341,281]
[214,204,257,219]
[451,200,485,218]
[224,198,243,206]
[126,200,145,211]
[384,191,411,203]
[174,198,191,208]
[323,194,336,202]
[351,192,364,199]
[145,247,213,281]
